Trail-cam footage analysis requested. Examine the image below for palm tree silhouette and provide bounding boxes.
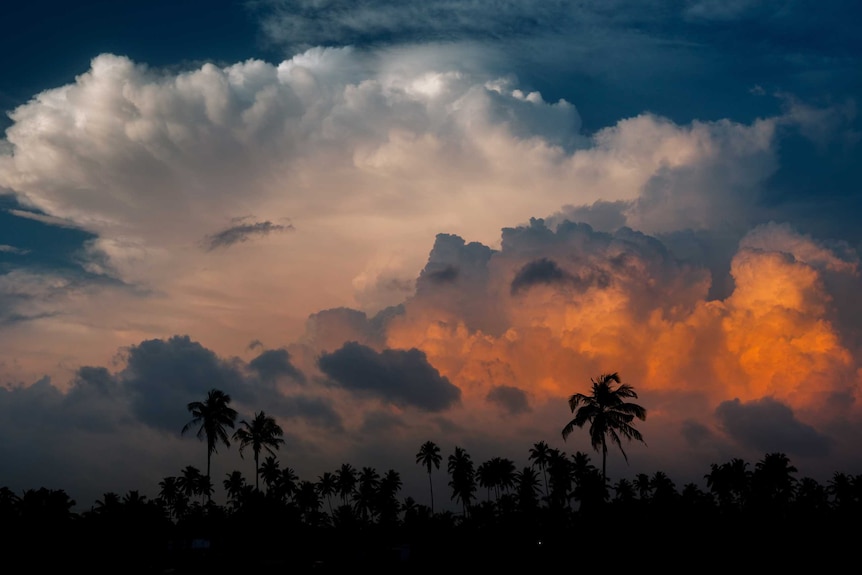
[181,388,238,493]
[335,463,358,507]
[447,446,476,518]
[317,471,337,516]
[528,440,552,499]
[416,440,442,513]
[232,411,285,491]
[561,372,647,483]
[259,455,281,493]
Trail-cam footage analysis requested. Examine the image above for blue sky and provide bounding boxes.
[2,1,862,511]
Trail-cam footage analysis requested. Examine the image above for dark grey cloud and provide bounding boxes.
[546,200,630,233]
[204,220,293,250]
[263,394,344,432]
[360,409,407,434]
[254,0,573,50]
[415,234,494,296]
[510,257,570,294]
[715,397,833,457]
[249,348,306,384]
[486,385,530,415]
[317,341,461,412]
[421,263,459,284]
[302,305,402,353]
[680,419,714,448]
[119,335,248,432]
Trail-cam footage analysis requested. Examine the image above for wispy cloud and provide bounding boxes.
[0,244,29,255]
[203,219,294,251]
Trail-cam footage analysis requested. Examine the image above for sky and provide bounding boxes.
[2,0,862,512]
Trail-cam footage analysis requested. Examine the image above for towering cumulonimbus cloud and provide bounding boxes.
[376,217,860,455]
[1,40,861,507]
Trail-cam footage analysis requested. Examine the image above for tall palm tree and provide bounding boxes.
[232,411,285,491]
[561,372,647,483]
[181,388,238,491]
[416,440,442,513]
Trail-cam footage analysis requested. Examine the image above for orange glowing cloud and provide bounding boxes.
[377,219,860,432]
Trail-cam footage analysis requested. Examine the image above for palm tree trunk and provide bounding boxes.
[254,453,260,491]
[602,442,607,483]
[428,472,435,513]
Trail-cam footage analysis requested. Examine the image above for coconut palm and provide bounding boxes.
[317,471,337,516]
[335,463,358,506]
[181,388,238,490]
[232,411,285,491]
[447,446,476,517]
[528,440,552,499]
[561,372,647,483]
[259,455,281,493]
[416,440,442,512]
[223,470,248,510]
[515,466,542,511]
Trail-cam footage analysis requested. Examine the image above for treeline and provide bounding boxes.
[1,445,860,573]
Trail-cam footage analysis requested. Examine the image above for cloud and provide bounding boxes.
[715,397,833,457]
[510,258,570,294]
[0,31,860,506]
[119,335,249,432]
[317,341,462,411]
[248,347,306,384]
[253,0,575,50]
[0,244,29,254]
[486,385,530,415]
[204,219,294,250]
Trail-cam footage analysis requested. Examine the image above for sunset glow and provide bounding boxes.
[1,0,861,512]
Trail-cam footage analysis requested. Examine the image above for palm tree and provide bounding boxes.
[232,411,285,491]
[177,465,204,503]
[515,466,542,511]
[259,455,281,493]
[317,472,337,516]
[447,446,476,517]
[528,440,552,499]
[335,463,358,506]
[416,440,442,513]
[223,470,247,510]
[561,372,647,483]
[356,467,381,523]
[181,389,238,491]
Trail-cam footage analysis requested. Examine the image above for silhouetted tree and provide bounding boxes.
[356,466,381,523]
[528,440,552,499]
[751,452,797,513]
[259,455,281,493]
[561,372,647,483]
[177,465,205,504]
[317,471,337,516]
[448,446,476,518]
[157,476,184,520]
[232,411,285,491]
[416,440,442,513]
[546,448,573,509]
[223,470,248,510]
[515,466,542,512]
[378,469,403,526]
[181,388,238,493]
[335,463,358,506]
